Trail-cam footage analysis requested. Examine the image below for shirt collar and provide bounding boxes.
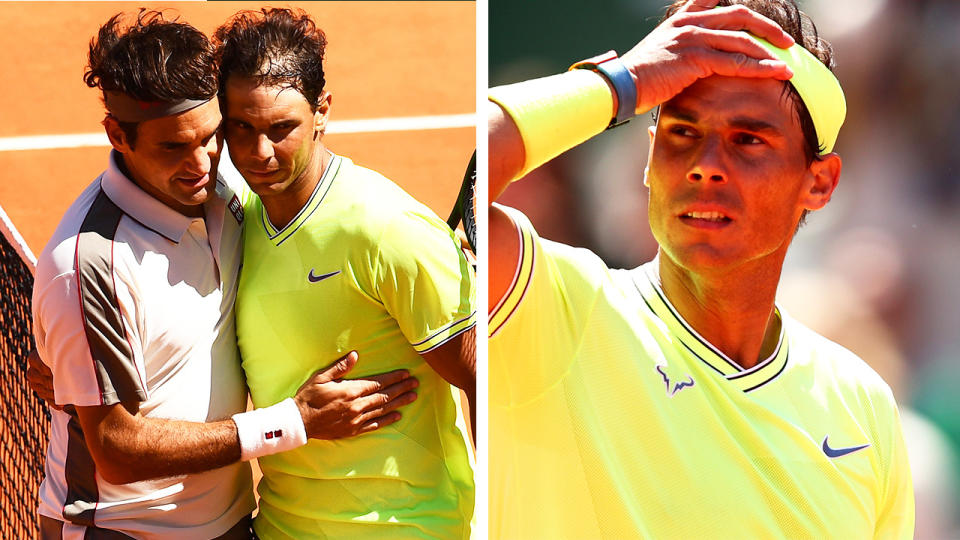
[100,150,205,243]
[633,257,790,393]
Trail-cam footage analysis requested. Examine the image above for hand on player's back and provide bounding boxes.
[294,351,419,439]
[624,0,795,113]
[26,349,62,411]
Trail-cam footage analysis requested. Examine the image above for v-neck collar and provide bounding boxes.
[631,260,789,393]
[260,152,342,246]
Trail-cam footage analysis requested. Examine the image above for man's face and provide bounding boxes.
[646,75,830,273]
[223,75,328,198]
[110,98,223,215]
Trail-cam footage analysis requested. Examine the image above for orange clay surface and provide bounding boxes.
[0,1,476,255]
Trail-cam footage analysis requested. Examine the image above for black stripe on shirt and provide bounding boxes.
[76,190,146,405]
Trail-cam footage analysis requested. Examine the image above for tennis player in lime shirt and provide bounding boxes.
[488,0,913,537]
[216,9,475,540]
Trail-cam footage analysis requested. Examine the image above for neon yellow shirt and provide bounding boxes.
[238,155,475,539]
[489,205,913,539]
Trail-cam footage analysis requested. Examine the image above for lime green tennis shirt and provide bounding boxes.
[237,155,476,539]
[489,205,913,539]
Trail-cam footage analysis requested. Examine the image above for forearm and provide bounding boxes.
[106,417,240,482]
[79,404,241,484]
[487,69,614,193]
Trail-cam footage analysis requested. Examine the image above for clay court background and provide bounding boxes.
[0,1,476,256]
[0,1,474,535]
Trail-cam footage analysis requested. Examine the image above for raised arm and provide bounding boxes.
[488,0,795,305]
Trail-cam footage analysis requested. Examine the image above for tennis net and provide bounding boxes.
[0,203,46,537]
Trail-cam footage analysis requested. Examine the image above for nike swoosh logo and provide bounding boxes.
[307,269,340,283]
[821,436,870,458]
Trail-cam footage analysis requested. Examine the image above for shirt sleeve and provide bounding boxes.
[32,220,147,407]
[373,208,476,354]
[487,205,603,406]
[874,401,916,539]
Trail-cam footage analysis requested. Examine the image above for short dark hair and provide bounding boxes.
[84,10,219,147]
[661,0,835,226]
[214,8,328,112]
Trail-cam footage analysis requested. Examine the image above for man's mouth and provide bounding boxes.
[176,174,209,187]
[681,211,730,222]
[246,169,279,178]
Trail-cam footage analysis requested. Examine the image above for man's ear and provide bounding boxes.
[800,152,842,211]
[314,91,332,139]
[104,116,133,153]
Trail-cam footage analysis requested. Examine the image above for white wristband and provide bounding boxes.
[232,398,308,461]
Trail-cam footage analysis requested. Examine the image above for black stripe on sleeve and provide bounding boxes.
[61,405,99,527]
[76,191,146,405]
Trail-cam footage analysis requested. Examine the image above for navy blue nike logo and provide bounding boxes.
[308,269,340,283]
[821,436,870,458]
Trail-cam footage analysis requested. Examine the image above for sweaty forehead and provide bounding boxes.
[661,76,799,130]
[224,75,309,111]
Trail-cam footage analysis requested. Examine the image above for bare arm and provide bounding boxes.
[488,101,525,204]
[65,351,418,484]
[75,402,240,484]
[421,327,476,445]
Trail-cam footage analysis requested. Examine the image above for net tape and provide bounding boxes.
[0,204,47,538]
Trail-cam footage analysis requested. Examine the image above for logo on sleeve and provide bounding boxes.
[655,364,695,397]
[228,195,244,225]
[821,436,870,458]
[308,269,340,283]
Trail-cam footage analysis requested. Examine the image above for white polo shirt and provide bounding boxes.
[32,151,255,539]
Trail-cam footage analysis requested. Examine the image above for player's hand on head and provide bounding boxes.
[293,350,419,439]
[26,348,62,411]
[623,0,795,113]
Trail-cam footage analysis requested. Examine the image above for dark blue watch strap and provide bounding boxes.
[570,51,636,129]
[594,57,636,128]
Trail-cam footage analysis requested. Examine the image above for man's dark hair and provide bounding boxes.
[84,10,219,147]
[214,8,328,112]
[662,0,835,226]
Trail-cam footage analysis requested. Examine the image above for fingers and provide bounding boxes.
[355,411,403,434]
[679,0,721,13]
[675,4,794,49]
[356,369,413,395]
[355,390,418,429]
[26,349,57,404]
[695,27,779,60]
[698,49,792,80]
[691,28,793,79]
[355,377,419,413]
[309,351,359,385]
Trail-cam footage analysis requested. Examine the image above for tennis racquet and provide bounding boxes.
[446,150,477,254]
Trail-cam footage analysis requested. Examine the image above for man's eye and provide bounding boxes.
[734,134,764,145]
[669,126,696,137]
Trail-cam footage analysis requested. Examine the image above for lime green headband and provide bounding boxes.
[749,35,846,154]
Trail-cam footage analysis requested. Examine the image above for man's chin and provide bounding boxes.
[182,185,215,206]
[661,243,741,274]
